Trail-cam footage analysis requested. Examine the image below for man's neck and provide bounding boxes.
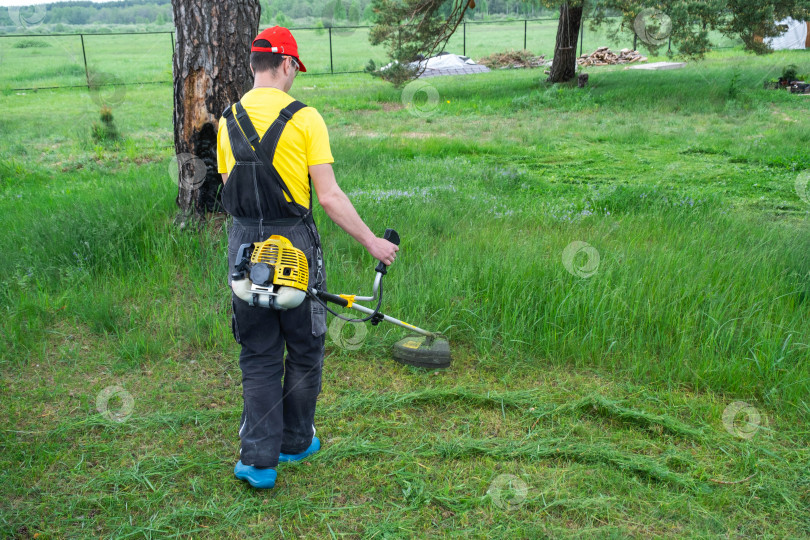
[253,82,285,91]
[253,71,287,92]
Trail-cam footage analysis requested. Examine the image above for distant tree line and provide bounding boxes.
[0,0,560,30]
[0,1,173,27]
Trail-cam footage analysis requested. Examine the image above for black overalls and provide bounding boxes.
[222,99,328,468]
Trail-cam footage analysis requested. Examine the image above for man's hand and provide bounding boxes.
[366,237,399,266]
[310,163,400,265]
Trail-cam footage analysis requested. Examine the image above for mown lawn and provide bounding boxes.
[1,48,809,538]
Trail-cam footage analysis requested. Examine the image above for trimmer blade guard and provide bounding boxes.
[392,335,451,369]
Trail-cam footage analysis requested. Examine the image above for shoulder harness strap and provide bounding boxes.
[231,100,311,218]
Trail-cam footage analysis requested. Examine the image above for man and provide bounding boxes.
[216,26,398,489]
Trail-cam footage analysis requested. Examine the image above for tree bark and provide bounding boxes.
[547,3,583,83]
[171,0,261,219]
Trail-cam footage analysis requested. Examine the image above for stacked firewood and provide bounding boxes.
[577,47,648,67]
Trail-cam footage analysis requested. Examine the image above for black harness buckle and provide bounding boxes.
[278,107,295,122]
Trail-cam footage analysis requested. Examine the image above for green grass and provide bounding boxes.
[1,49,809,537]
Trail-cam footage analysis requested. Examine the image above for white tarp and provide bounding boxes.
[765,18,808,50]
[410,52,477,71]
[379,53,479,72]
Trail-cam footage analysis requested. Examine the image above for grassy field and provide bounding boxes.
[0,17,744,88]
[1,47,810,537]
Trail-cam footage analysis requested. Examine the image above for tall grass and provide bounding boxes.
[2,52,809,412]
[1,50,809,537]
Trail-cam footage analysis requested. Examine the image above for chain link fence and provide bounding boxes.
[0,17,743,91]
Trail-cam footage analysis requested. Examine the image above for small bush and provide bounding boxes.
[782,64,799,82]
[727,68,742,99]
[91,106,121,143]
[13,39,49,49]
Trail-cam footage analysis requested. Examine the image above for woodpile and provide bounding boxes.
[577,47,648,67]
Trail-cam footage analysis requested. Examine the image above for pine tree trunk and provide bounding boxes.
[547,3,583,83]
[171,0,261,220]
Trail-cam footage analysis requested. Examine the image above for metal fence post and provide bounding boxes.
[170,31,175,55]
[328,26,333,74]
[80,33,90,89]
[524,19,527,50]
[463,22,466,56]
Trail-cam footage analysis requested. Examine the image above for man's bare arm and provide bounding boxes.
[221,173,228,183]
[309,163,398,265]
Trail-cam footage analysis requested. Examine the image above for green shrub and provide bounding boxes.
[782,64,799,81]
[13,39,49,49]
[91,106,121,143]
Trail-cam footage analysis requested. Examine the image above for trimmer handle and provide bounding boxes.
[375,228,400,275]
[314,290,349,307]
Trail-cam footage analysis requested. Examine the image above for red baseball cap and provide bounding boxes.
[251,26,306,72]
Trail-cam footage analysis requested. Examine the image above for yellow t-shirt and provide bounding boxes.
[216,87,334,208]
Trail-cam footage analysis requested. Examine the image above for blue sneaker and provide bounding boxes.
[279,436,321,463]
[234,461,277,489]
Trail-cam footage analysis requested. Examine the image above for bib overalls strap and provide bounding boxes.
[221,99,313,234]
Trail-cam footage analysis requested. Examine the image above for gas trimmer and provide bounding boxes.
[230,228,451,368]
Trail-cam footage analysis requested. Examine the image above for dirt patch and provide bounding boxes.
[342,130,434,139]
[344,130,382,138]
[771,107,797,122]
[397,132,432,139]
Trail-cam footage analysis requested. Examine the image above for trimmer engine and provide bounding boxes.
[230,235,309,310]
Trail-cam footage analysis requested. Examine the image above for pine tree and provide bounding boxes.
[171,0,260,217]
[369,0,810,84]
